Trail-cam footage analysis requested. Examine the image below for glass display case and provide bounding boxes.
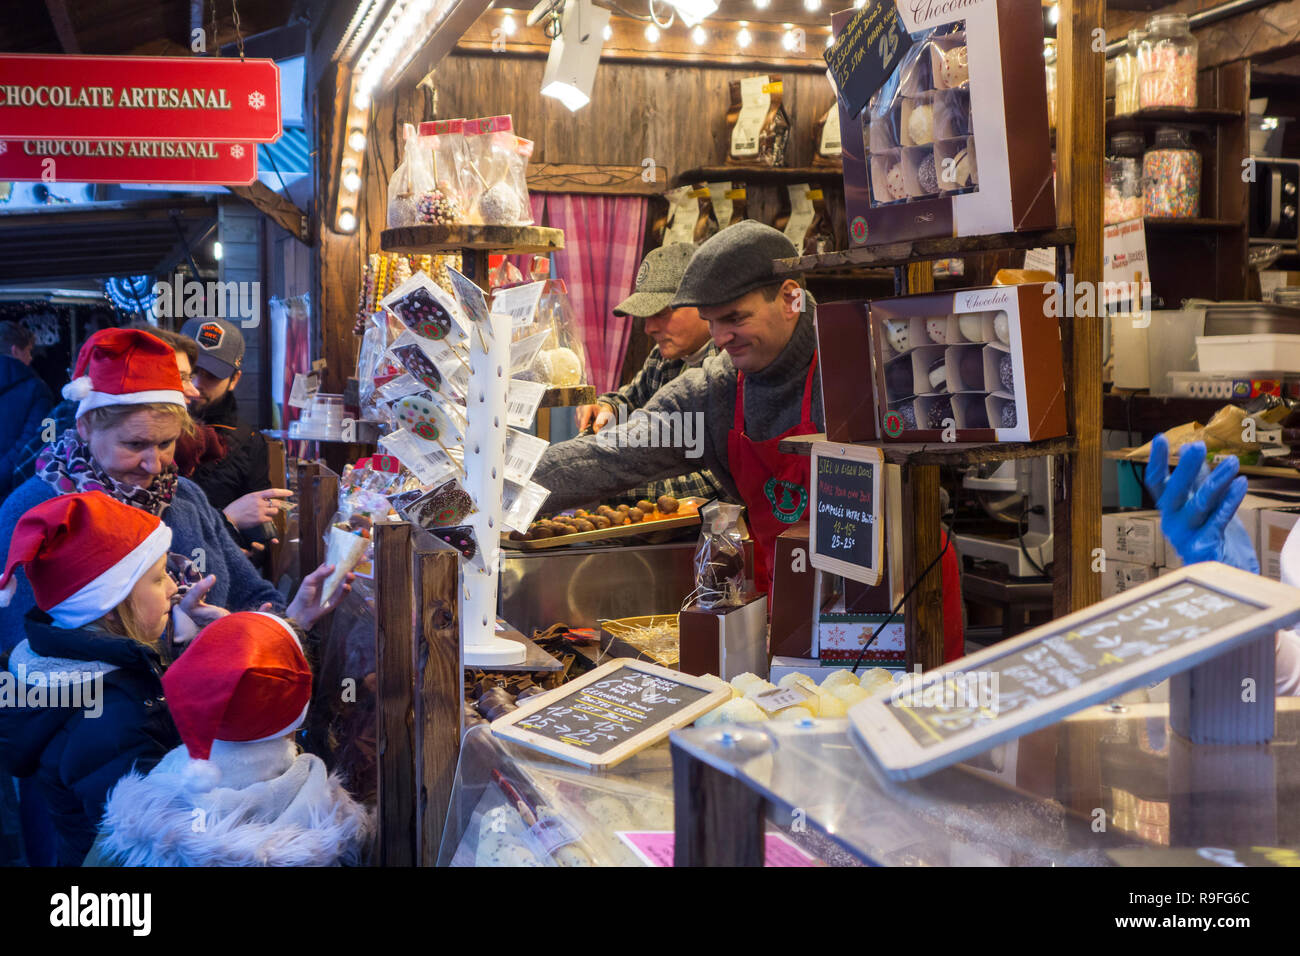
[669,698,1300,866]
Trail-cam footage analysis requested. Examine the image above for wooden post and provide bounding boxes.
[265,439,290,583]
[416,550,462,866]
[903,464,944,671]
[1054,0,1105,615]
[310,471,339,574]
[296,460,320,575]
[671,742,766,866]
[374,520,417,866]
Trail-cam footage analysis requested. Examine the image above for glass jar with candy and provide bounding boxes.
[1143,126,1201,218]
[1113,29,1144,116]
[1105,132,1145,225]
[1138,14,1198,108]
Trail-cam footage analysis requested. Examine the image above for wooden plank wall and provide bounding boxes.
[1108,0,1300,69]
[218,200,268,428]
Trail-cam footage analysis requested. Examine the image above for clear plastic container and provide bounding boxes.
[1138,14,1197,109]
[1104,131,1145,225]
[1143,126,1201,218]
[1113,29,1143,116]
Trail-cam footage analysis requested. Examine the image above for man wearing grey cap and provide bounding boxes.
[575,243,723,504]
[534,221,821,592]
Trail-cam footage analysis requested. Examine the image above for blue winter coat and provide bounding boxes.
[0,613,182,866]
[0,476,285,653]
[0,356,54,499]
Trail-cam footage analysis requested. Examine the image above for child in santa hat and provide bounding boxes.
[92,611,372,866]
[0,492,183,866]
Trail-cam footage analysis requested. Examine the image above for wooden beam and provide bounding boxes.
[43,0,80,53]
[374,520,417,867]
[388,0,496,93]
[527,162,667,195]
[228,178,310,242]
[456,12,833,71]
[219,22,309,60]
[1054,0,1104,615]
[903,463,944,671]
[416,550,460,866]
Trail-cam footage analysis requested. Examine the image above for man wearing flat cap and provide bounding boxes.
[574,243,723,504]
[535,221,822,592]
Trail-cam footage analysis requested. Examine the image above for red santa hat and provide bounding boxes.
[62,327,187,419]
[0,492,172,628]
[162,612,313,790]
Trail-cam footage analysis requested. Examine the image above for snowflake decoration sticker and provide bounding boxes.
[248,90,266,110]
[230,145,245,159]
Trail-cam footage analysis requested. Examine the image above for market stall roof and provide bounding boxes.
[0,197,217,285]
[0,0,297,55]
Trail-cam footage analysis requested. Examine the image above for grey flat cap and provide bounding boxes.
[614,243,696,317]
[670,221,797,309]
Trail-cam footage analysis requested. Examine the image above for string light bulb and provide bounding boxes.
[603,23,612,40]
[692,25,707,44]
[337,210,357,232]
[502,12,517,34]
[804,0,821,10]
[348,129,366,151]
[754,0,769,8]
[737,23,751,47]
[343,168,362,192]
[645,23,660,42]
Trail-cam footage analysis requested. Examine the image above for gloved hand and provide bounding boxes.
[1142,435,1259,573]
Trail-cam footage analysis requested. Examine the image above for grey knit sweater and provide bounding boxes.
[534,310,823,512]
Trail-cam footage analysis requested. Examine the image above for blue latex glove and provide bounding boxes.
[1142,435,1259,573]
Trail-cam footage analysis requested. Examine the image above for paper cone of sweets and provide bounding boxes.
[322,526,369,606]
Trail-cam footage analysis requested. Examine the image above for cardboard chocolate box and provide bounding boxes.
[833,0,1055,248]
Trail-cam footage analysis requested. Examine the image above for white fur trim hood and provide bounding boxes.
[96,738,373,867]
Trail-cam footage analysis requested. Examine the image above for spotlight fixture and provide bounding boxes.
[540,0,612,112]
[803,0,821,10]
[348,129,366,151]
[337,210,357,233]
[754,0,769,8]
[343,168,362,192]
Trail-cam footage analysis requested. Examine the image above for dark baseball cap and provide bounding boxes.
[181,317,245,379]
[670,221,798,310]
[614,243,696,318]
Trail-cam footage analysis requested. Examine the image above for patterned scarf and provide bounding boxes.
[36,430,179,516]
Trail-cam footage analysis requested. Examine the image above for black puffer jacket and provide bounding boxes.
[190,390,270,512]
[0,613,180,866]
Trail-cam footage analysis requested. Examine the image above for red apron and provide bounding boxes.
[728,354,819,594]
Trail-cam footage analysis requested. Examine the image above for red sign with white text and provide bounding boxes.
[0,139,258,184]
[0,54,281,142]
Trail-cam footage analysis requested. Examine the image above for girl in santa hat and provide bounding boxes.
[91,611,372,866]
[0,328,350,653]
[0,492,184,866]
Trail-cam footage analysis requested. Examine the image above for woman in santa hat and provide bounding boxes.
[0,492,184,866]
[91,611,372,866]
[0,328,348,652]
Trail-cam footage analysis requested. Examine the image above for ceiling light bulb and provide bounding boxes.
[343,169,362,192]
[348,129,366,151]
[502,13,517,34]
[603,24,612,40]
[212,241,223,261]
[645,23,660,42]
[754,0,769,8]
[782,30,794,50]
[737,27,751,47]
[1047,4,1059,24]
[804,0,821,9]
[353,90,371,110]
[337,210,357,232]
[692,25,706,44]
[825,32,834,47]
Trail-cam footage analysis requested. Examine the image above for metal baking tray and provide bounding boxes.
[500,497,707,551]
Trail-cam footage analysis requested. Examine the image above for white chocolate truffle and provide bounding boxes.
[774,705,816,722]
[907,103,934,145]
[742,680,779,701]
[883,318,911,353]
[926,318,947,345]
[778,673,819,693]
[858,668,896,694]
[885,162,908,200]
[820,669,861,691]
[941,45,969,87]
[730,672,768,695]
[696,696,770,726]
[538,347,582,386]
[957,313,985,342]
[831,683,873,705]
[816,692,850,718]
[993,311,1011,345]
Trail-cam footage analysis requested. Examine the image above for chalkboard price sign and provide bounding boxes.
[849,563,1300,781]
[491,658,730,768]
[824,0,914,121]
[810,441,884,585]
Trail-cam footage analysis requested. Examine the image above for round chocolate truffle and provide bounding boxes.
[917,155,939,194]
[885,358,915,400]
[926,396,953,429]
[1000,403,1018,428]
[958,349,984,391]
[927,357,947,392]
[890,402,917,431]
[998,352,1015,393]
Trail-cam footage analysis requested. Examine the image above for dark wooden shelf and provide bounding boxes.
[777,432,1077,464]
[1105,448,1297,479]
[1106,107,1244,131]
[672,165,844,187]
[380,224,565,254]
[1103,392,1241,436]
[1142,217,1243,231]
[775,227,1075,276]
[539,385,595,408]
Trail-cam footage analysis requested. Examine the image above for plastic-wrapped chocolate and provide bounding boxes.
[727,74,791,167]
[476,687,518,721]
[689,501,746,610]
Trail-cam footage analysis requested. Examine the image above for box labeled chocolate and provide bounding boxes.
[833,0,1054,247]
[869,283,1066,442]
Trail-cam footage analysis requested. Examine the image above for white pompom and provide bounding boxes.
[62,376,93,402]
[0,576,15,608]
[181,758,222,792]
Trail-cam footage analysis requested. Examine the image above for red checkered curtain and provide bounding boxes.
[544,194,648,394]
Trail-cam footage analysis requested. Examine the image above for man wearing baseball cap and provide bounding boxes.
[534,221,821,592]
[575,243,722,503]
[181,318,279,556]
